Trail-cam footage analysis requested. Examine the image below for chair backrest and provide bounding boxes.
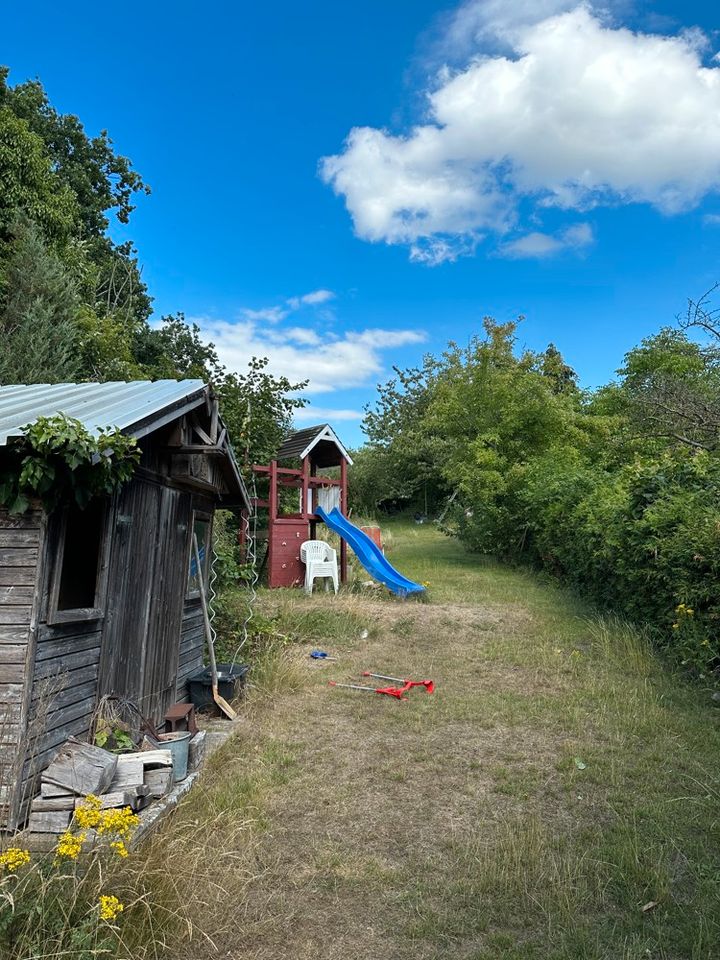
[301,540,331,563]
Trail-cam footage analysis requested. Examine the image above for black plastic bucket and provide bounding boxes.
[187,663,250,710]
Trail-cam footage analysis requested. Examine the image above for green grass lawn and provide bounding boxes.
[124,522,720,960]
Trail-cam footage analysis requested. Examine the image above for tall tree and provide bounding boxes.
[0,219,81,384]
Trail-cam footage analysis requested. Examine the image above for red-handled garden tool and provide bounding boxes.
[362,672,435,694]
[328,681,407,700]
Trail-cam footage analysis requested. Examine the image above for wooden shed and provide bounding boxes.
[0,380,249,830]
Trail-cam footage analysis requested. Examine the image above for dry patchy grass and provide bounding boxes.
[118,523,720,960]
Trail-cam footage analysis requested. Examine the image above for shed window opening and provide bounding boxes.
[57,500,104,611]
[188,517,211,595]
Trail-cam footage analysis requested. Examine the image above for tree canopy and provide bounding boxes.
[0,66,306,465]
[352,307,720,681]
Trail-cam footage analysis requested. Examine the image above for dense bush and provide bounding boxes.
[352,315,720,679]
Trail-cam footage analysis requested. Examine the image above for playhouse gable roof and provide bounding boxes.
[276,423,353,467]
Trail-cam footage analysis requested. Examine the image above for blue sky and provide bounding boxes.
[4,0,720,446]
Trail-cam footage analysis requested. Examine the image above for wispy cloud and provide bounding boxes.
[240,305,289,323]
[499,223,594,259]
[322,2,720,263]
[241,288,336,323]
[287,289,335,310]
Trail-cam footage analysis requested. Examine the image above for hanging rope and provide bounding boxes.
[230,398,259,667]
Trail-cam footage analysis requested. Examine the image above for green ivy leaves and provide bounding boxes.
[0,414,140,514]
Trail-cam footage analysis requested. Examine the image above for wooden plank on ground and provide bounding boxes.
[40,782,76,799]
[31,796,77,812]
[144,767,173,798]
[41,738,117,795]
[75,790,144,810]
[134,747,174,768]
[26,810,72,833]
[109,757,144,791]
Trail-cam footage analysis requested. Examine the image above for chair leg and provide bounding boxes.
[332,568,339,594]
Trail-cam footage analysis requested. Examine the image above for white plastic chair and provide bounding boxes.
[300,540,339,595]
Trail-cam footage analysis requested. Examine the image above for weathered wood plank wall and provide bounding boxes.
[176,601,205,700]
[16,620,104,824]
[0,506,44,828]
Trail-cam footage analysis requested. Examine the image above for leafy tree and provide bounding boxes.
[217,358,308,467]
[0,67,148,235]
[618,326,720,451]
[134,314,223,381]
[0,219,82,384]
[0,105,78,243]
[0,67,152,326]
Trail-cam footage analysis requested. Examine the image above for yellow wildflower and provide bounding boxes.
[97,807,139,838]
[74,795,103,830]
[0,847,30,871]
[98,894,124,922]
[110,840,128,858]
[687,608,694,616]
[55,831,85,861]
[672,623,679,629]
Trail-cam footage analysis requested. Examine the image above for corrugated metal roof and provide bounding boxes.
[276,423,353,465]
[0,380,207,446]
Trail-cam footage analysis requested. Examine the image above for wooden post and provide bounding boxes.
[301,455,310,519]
[339,457,348,584]
[267,460,277,585]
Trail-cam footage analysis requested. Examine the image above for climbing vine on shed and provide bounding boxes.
[0,414,140,514]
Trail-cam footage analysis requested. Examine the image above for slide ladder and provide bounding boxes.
[315,506,425,597]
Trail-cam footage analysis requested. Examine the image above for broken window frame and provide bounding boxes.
[47,500,110,625]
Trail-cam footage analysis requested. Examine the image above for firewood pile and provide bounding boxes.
[26,732,206,835]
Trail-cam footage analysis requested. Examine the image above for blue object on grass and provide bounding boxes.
[310,649,333,659]
[315,506,425,597]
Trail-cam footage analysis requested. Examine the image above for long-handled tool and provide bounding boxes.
[328,681,407,700]
[362,672,435,694]
[193,533,238,720]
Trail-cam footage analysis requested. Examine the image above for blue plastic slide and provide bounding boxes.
[316,506,425,597]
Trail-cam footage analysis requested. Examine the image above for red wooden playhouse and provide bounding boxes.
[251,424,352,588]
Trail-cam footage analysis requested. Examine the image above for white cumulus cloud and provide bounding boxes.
[294,406,364,423]
[321,3,720,262]
[199,317,426,395]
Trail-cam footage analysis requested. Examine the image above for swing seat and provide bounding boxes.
[300,540,339,595]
